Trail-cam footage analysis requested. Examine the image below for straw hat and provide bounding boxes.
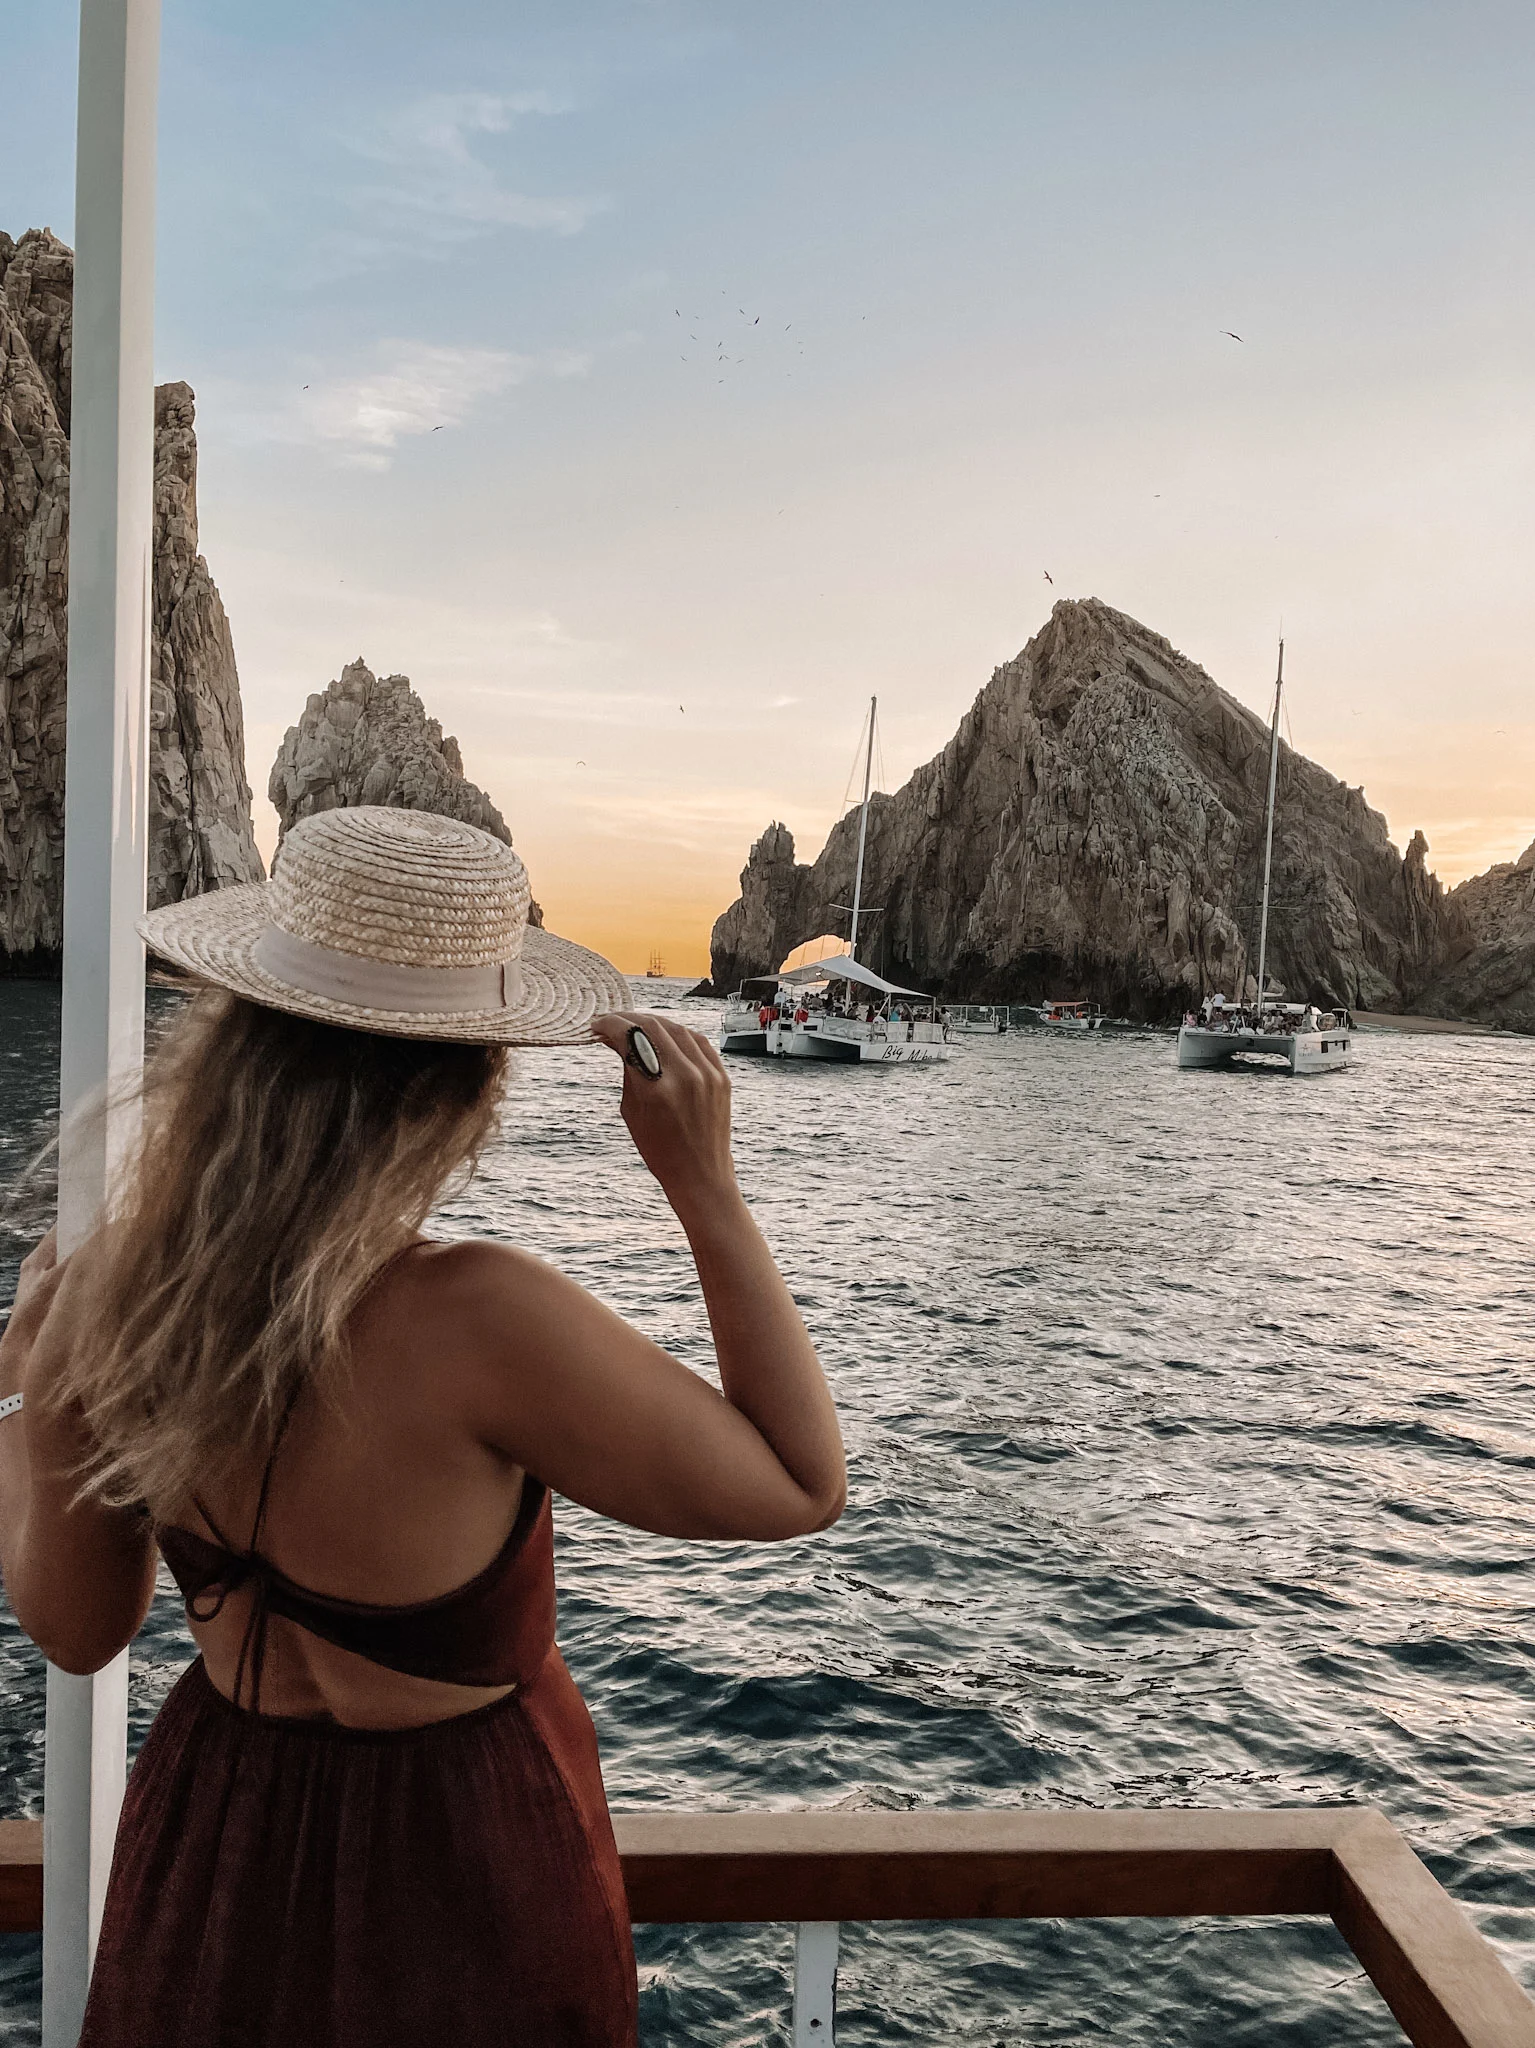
[137,806,630,1044]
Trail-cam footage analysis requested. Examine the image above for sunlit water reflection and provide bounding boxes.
[2,978,1533,2043]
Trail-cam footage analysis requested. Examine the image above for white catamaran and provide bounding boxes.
[1176,642,1353,1076]
[718,697,952,1065]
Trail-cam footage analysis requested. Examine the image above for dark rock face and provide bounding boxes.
[0,228,264,969]
[1414,840,1535,1033]
[268,659,543,927]
[710,599,1467,1018]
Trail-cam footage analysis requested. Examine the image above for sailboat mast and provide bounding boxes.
[849,694,876,956]
[1253,641,1284,1009]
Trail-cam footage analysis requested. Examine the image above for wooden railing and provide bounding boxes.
[4,1806,1534,2045]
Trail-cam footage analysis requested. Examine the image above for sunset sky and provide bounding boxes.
[8,1,1533,975]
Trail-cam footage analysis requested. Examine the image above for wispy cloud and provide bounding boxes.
[217,341,593,469]
[345,90,608,243]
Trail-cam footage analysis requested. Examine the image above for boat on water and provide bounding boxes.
[1033,1000,1106,1032]
[950,1004,1009,1034]
[719,697,952,1066]
[1179,994,1355,1074]
[1177,641,1353,1076]
[720,957,952,1063]
[645,950,665,978]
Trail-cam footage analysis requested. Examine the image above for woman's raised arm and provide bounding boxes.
[451,1013,847,1541]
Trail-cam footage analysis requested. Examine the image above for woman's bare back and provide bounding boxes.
[176,1241,529,1727]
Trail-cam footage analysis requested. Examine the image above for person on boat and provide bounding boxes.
[0,807,846,2048]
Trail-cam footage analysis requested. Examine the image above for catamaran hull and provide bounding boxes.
[720,1019,769,1064]
[718,1026,769,1055]
[872,1035,950,1064]
[1177,1026,1353,1075]
[768,1021,952,1064]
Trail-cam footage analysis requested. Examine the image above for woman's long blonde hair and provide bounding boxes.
[49,989,507,1511]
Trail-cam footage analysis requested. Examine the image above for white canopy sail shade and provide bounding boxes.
[775,953,933,1000]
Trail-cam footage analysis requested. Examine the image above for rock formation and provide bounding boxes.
[268,660,542,925]
[1413,839,1535,1034]
[1,227,264,969]
[710,599,1470,1018]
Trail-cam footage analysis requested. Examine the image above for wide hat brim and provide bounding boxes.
[139,882,632,1045]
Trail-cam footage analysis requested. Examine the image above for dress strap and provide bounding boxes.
[180,1243,423,1710]
[186,1380,305,1712]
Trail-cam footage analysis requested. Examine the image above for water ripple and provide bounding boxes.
[2,982,1534,2042]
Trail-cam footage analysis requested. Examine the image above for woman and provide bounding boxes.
[0,807,846,2047]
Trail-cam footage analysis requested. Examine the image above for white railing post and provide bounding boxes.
[43,0,160,2041]
[792,1922,839,2046]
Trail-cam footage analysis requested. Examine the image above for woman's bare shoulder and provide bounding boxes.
[395,1238,601,1341]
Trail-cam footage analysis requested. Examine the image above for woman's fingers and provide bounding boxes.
[591,1013,637,1061]
[594,1012,714,1079]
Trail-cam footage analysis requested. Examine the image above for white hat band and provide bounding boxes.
[253,926,524,1015]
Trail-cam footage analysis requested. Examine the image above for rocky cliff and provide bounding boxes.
[1413,840,1535,1033]
[710,600,1467,1017]
[0,227,264,968]
[269,660,542,925]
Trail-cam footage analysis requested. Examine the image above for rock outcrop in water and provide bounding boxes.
[710,599,1468,1018]
[0,227,264,969]
[268,660,543,925]
[1413,839,1535,1034]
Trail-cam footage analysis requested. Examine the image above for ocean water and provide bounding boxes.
[2,976,1533,2044]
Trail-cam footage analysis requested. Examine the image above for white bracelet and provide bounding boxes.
[0,1393,24,1421]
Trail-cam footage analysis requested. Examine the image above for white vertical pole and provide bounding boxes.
[792,1922,839,2046]
[1253,641,1284,1011]
[44,0,160,2040]
[848,697,876,958]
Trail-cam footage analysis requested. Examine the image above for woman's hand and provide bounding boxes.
[592,1013,738,1222]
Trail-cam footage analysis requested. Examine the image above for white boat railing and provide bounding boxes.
[6,1805,1535,2042]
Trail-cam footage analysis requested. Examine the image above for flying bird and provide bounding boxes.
[1043,570,1054,585]
[576,759,586,766]
[431,425,444,432]
[1223,330,1244,342]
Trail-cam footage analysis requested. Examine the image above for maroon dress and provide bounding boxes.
[79,1460,638,2048]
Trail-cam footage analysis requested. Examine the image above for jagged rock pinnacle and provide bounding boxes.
[0,228,265,968]
[710,598,1470,1019]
